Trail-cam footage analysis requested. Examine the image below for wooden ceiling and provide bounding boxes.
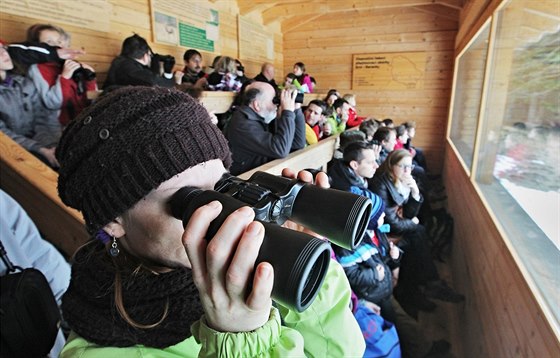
[236,0,465,31]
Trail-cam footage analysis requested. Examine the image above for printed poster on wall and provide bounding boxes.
[150,0,219,52]
[352,52,426,90]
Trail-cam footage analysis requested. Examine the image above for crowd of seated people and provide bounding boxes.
[2,25,465,357]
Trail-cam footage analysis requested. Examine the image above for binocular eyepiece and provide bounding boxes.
[170,171,372,312]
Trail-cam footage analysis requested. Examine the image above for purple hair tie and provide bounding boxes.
[95,230,111,245]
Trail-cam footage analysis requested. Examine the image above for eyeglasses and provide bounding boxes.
[396,164,415,170]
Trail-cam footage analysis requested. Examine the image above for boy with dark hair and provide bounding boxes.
[325,98,350,136]
[372,127,397,165]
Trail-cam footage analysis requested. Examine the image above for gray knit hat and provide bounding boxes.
[56,86,231,234]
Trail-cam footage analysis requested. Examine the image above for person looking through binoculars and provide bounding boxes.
[103,34,183,90]
[55,86,366,357]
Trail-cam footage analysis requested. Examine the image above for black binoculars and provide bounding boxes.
[170,171,372,312]
[152,53,176,73]
[273,91,304,106]
[71,66,96,83]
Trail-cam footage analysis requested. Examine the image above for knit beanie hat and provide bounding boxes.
[56,86,231,234]
[370,193,386,230]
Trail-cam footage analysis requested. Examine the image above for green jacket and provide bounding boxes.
[60,260,365,358]
[326,114,346,136]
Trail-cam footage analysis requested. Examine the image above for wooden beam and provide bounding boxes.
[413,4,460,21]
[237,0,278,16]
[435,0,464,10]
[282,13,324,33]
[328,0,438,12]
[263,2,328,25]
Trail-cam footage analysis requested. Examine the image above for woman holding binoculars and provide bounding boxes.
[55,86,365,357]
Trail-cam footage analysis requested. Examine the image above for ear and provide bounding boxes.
[102,217,126,238]
[252,99,261,113]
[349,160,359,171]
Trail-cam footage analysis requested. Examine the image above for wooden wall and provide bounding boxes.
[0,0,283,87]
[283,7,459,173]
[445,0,560,356]
[444,144,560,357]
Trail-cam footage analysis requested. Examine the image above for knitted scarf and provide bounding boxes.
[61,242,204,348]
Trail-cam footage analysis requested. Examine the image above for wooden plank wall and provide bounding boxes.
[0,0,283,87]
[445,0,560,356]
[283,7,459,173]
[444,144,560,357]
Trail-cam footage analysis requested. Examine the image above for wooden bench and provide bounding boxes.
[0,132,88,257]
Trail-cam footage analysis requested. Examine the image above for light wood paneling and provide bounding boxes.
[283,6,459,173]
[444,143,560,357]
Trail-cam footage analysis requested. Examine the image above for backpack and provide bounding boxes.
[0,241,60,358]
[354,304,401,358]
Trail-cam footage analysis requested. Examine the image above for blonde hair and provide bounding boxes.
[214,56,237,74]
[342,94,356,107]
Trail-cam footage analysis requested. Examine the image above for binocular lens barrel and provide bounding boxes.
[248,172,372,250]
[170,187,331,312]
[291,186,372,250]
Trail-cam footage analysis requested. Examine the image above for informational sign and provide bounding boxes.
[1,0,112,32]
[238,15,274,63]
[151,0,219,52]
[352,52,426,90]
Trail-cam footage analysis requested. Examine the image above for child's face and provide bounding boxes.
[293,66,303,76]
[285,77,293,86]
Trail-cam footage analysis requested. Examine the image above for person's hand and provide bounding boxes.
[411,217,419,225]
[208,110,218,125]
[402,174,419,197]
[323,122,332,136]
[195,77,208,88]
[174,71,184,85]
[61,60,81,79]
[81,63,95,73]
[182,202,273,332]
[372,143,382,160]
[389,241,400,260]
[375,264,385,281]
[38,147,59,168]
[280,88,297,112]
[57,48,85,60]
[280,168,329,238]
[363,300,381,315]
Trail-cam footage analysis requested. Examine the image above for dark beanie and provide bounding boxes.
[56,86,231,234]
[370,193,386,230]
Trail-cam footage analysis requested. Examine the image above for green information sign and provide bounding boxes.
[179,23,214,52]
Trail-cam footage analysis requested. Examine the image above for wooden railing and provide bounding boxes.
[0,97,336,257]
[0,132,88,256]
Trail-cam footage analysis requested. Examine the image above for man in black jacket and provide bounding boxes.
[225,81,305,175]
[103,34,182,89]
[253,63,278,92]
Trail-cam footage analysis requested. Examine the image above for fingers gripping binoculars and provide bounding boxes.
[170,171,372,312]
